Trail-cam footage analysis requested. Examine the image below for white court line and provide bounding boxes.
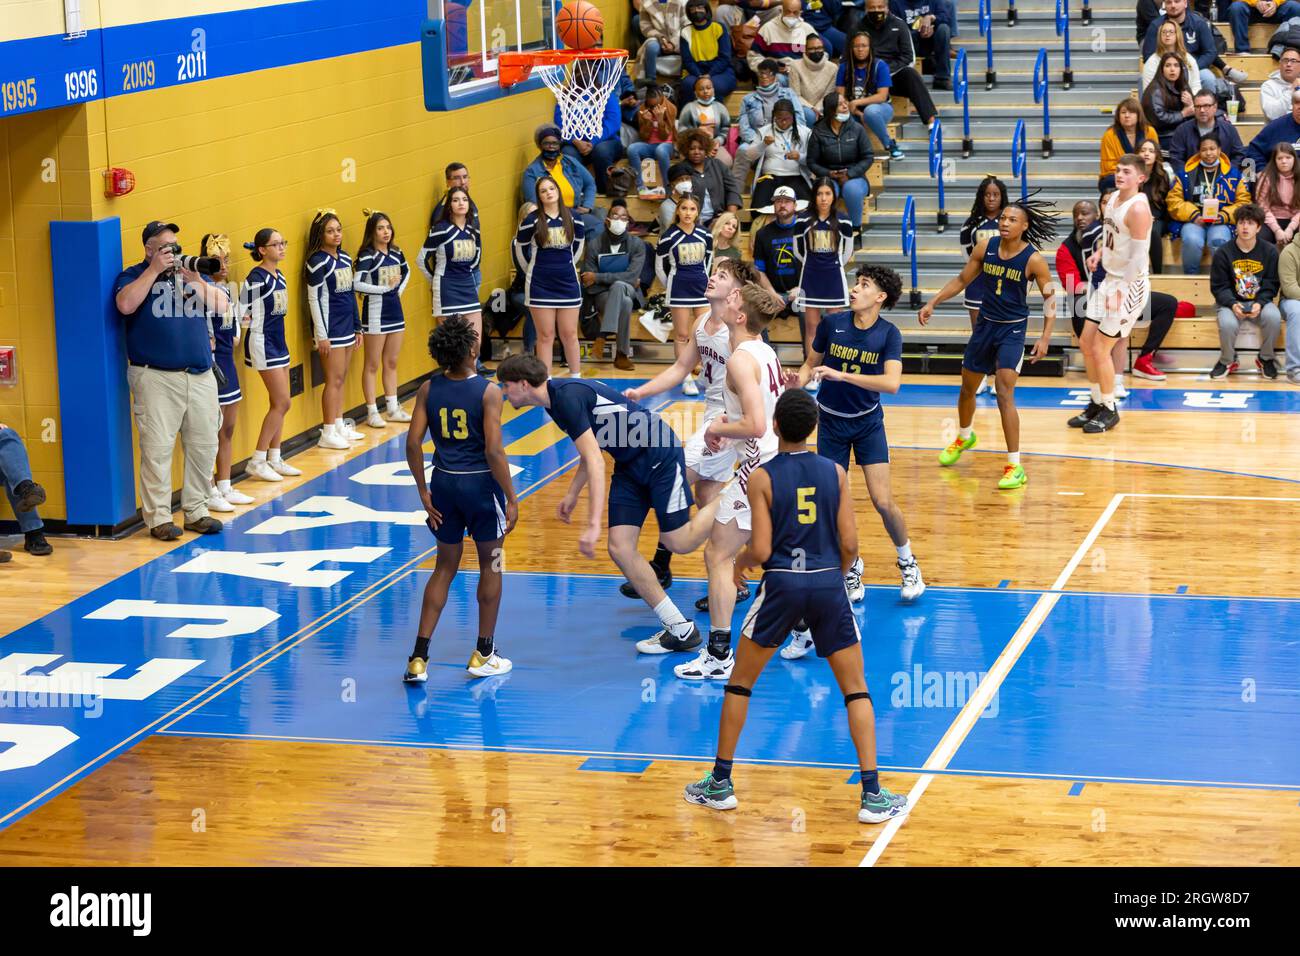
[1123,494,1300,502]
[1057,491,1085,496]
[860,493,1127,867]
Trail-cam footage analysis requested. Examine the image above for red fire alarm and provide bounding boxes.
[103,167,135,197]
[0,346,15,387]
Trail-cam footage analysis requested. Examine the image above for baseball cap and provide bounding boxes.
[773,186,797,201]
[142,220,180,244]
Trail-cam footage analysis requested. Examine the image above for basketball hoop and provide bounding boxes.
[498,48,627,142]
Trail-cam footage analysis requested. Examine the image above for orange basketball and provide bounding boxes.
[556,1,603,50]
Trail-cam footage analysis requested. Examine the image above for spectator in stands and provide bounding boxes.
[750,0,820,78]
[860,0,939,128]
[1142,53,1197,150]
[1137,137,1175,272]
[736,59,810,187]
[1227,0,1300,54]
[582,200,645,370]
[430,163,480,229]
[522,124,604,239]
[838,31,905,160]
[803,0,846,56]
[1275,222,1300,382]
[888,0,953,91]
[1137,0,1163,43]
[636,0,687,88]
[788,32,839,117]
[1169,132,1250,273]
[712,210,744,259]
[807,91,875,232]
[1100,97,1161,192]
[675,130,743,225]
[0,424,51,559]
[716,0,786,29]
[1245,87,1300,171]
[678,76,733,166]
[1142,0,1248,97]
[629,86,678,198]
[1261,46,1300,120]
[1252,141,1300,243]
[1170,89,1248,168]
[680,0,738,103]
[1210,203,1282,378]
[746,99,813,209]
[657,165,696,231]
[1141,19,1203,95]
[753,186,804,314]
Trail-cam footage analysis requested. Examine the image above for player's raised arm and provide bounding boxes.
[736,466,773,572]
[482,384,519,534]
[625,335,700,401]
[834,463,859,575]
[1028,251,1058,363]
[919,239,988,325]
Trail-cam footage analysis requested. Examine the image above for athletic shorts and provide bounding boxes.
[1086,276,1149,339]
[608,447,694,533]
[963,318,1027,375]
[817,406,888,468]
[742,570,860,658]
[684,415,738,483]
[428,469,507,544]
[714,473,754,532]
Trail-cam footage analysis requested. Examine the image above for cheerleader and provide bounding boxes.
[240,228,300,483]
[419,186,483,361]
[514,176,585,376]
[355,209,411,426]
[959,176,1009,395]
[795,177,855,392]
[201,234,255,511]
[655,194,713,396]
[305,210,364,450]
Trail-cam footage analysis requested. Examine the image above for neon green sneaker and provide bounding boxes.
[997,463,1027,489]
[938,431,977,466]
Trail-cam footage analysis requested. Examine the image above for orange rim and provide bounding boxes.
[497,48,627,88]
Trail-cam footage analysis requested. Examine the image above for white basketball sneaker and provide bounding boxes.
[386,404,412,423]
[246,459,282,482]
[467,649,512,678]
[269,457,302,477]
[780,626,815,660]
[221,484,255,505]
[317,425,349,450]
[340,418,365,441]
[673,646,734,681]
[899,557,926,601]
[366,408,387,428]
[206,488,235,513]
[844,556,865,603]
[976,376,992,395]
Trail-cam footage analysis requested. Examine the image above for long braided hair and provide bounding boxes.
[1002,190,1061,249]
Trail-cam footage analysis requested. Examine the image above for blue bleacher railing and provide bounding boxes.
[1081,0,1092,26]
[929,119,947,232]
[954,48,973,157]
[1008,0,1018,27]
[1011,119,1029,201]
[1032,47,1053,158]
[902,195,921,308]
[1055,0,1074,89]
[979,0,996,89]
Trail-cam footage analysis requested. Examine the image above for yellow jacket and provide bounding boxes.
[1100,125,1160,180]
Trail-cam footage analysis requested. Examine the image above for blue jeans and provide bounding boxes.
[858,102,895,151]
[833,176,871,229]
[1228,0,1300,52]
[1281,298,1300,377]
[628,141,675,186]
[563,138,625,193]
[641,38,661,81]
[1179,222,1231,274]
[0,426,42,533]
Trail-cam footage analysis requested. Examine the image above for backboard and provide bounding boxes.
[422,0,558,111]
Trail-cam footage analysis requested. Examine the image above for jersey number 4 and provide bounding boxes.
[439,408,469,440]
[797,487,816,524]
[767,365,781,397]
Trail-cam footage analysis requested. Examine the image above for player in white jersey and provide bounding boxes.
[1075,154,1152,434]
[673,283,785,681]
[620,259,760,601]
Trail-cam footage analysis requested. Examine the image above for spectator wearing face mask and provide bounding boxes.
[522,124,604,240]
[736,59,814,189]
[1168,132,1249,274]
[858,0,939,129]
[679,75,734,166]
[749,0,820,79]
[788,33,839,116]
[581,200,646,370]
[680,0,738,103]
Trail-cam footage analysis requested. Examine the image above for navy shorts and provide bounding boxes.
[742,570,860,658]
[817,406,888,468]
[608,447,694,533]
[962,318,1027,375]
[428,469,507,544]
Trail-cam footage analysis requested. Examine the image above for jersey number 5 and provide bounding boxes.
[439,408,469,440]
[796,487,816,524]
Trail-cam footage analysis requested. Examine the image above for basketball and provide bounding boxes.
[556,1,603,50]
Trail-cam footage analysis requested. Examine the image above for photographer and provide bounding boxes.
[113,221,227,541]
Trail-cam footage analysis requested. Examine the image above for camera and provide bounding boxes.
[161,242,222,276]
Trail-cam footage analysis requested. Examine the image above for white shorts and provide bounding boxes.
[713,476,753,532]
[1087,277,1149,339]
[684,418,737,483]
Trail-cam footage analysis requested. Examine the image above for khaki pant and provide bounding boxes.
[127,366,219,529]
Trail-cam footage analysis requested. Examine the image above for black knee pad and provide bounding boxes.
[844,691,872,706]
[725,684,752,698]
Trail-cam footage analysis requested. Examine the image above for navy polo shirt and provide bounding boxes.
[114,260,213,371]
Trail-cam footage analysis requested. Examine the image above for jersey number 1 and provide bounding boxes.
[439,408,469,440]
[796,487,816,524]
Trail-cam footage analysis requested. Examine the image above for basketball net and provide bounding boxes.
[498,50,627,142]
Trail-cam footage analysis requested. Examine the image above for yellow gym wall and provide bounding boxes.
[0,0,630,525]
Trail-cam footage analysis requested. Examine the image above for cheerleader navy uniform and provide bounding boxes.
[655,226,713,308]
[425,373,507,544]
[740,451,859,658]
[812,313,903,467]
[419,220,482,317]
[964,237,1035,375]
[240,266,290,371]
[305,250,359,348]
[514,211,585,309]
[206,276,241,405]
[355,246,410,335]
[960,216,1000,311]
[795,214,854,309]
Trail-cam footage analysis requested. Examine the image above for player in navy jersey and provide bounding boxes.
[514,177,586,377]
[240,227,301,484]
[683,389,910,823]
[788,265,924,647]
[200,233,255,513]
[497,353,725,656]
[304,210,363,451]
[655,195,714,396]
[404,317,519,683]
[354,209,411,428]
[958,177,1009,396]
[794,178,855,389]
[419,186,484,361]
[919,200,1060,490]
